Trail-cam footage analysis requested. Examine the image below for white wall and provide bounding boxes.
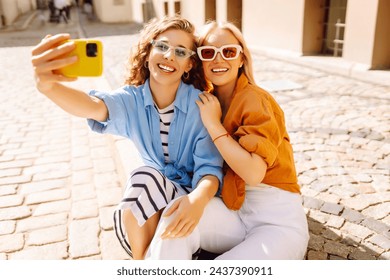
[94,0,133,23]
[0,0,33,26]
[243,0,305,54]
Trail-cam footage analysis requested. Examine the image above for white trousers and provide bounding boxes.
[146,184,309,260]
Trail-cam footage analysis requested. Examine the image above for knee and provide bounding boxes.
[127,166,164,186]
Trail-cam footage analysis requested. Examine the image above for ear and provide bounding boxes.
[239,57,244,68]
[185,61,193,73]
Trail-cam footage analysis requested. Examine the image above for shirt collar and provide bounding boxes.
[143,79,190,113]
[235,73,249,93]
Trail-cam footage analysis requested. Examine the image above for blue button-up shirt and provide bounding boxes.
[87,80,223,190]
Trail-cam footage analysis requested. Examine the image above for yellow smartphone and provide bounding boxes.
[58,39,103,77]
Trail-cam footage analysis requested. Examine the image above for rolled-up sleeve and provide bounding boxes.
[234,97,282,168]
[87,89,130,138]
[192,131,224,191]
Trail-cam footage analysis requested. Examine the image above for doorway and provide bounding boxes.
[321,0,348,56]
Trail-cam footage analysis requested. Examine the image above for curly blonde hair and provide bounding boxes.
[124,15,207,91]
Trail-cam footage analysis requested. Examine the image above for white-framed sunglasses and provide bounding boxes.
[197,44,243,61]
[150,40,195,59]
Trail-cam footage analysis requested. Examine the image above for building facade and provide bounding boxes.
[91,0,389,70]
[2,0,388,70]
[0,0,36,28]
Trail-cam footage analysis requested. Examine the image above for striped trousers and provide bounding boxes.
[113,166,191,257]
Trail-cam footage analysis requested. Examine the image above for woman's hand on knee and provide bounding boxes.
[160,195,203,239]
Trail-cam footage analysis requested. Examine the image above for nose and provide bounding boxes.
[214,51,224,62]
[163,48,175,60]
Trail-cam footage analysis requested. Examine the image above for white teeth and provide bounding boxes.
[212,68,228,73]
[158,64,174,72]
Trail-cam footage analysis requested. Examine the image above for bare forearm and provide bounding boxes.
[41,83,108,121]
[189,175,219,206]
[209,125,267,186]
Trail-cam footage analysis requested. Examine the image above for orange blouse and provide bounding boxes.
[220,74,300,210]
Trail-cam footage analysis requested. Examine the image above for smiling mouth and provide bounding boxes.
[211,68,228,73]
[158,64,175,72]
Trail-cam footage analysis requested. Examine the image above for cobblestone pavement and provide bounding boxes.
[0,7,389,260]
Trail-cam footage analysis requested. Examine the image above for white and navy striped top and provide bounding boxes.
[155,102,175,163]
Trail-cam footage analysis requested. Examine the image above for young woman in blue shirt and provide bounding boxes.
[31,16,223,260]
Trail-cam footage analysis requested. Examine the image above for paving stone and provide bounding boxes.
[326,215,345,229]
[33,200,72,216]
[71,157,94,171]
[94,172,122,189]
[0,233,24,253]
[0,206,31,221]
[0,220,16,236]
[323,240,351,258]
[71,183,97,201]
[342,222,375,240]
[25,188,70,205]
[362,202,390,220]
[19,179,68,194]
[322,228,342,241]
[16,213,68,233]
[69,218,100,259]
[379,251,390,260]
[306,250,328,260]
[33,169,71,181]
[348,248,377,260]
[308,209,329,224]
[26,225,68,246]
[360,240,385,256]
[71,169,94,185]
[307,219,325,235]
[99,206,115,230]
[367,234,390,250]
[361,217,390,236]
[35,155,71,165]
[9,241,68,260]
[342,196,372,211]
[302,196,323,210]
[0,194,24,208]
[307,233,325,251]
[320,202,344,215]
[96,187,122,207]
[71,145,91,158]
[93,158,117,173]
[23,162,71,177]
[91,147,113,159]
[71,199,99,220]
[0,185,17,196]
[100,230,130,260]
[0,175,32,186]
[0,168,22,178]
[341,208,365,223]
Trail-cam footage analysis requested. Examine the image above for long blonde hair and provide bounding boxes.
[197,21,256,87]
[125,15,207,91]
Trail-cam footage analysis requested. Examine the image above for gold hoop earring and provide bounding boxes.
[183,72,189,79]
[144,61,149,68]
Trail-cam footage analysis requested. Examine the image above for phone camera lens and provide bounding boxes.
[86,43,98,57]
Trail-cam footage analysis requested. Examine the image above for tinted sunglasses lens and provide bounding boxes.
[200,48,216,60]
[222,47,238,59]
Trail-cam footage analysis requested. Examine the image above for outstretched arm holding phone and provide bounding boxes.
[31,33,108,122]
